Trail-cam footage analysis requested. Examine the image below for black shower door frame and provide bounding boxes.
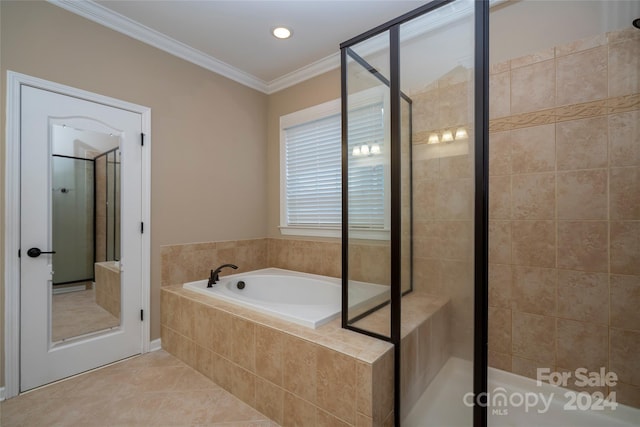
[340,0,489,425]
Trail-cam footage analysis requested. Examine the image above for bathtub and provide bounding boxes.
[183,268,390,328]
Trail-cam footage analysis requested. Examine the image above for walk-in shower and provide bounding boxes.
[341,0,640,426]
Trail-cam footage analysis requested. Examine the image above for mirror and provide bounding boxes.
[51,124,122,342]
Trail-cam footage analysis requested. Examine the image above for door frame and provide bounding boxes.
[4,71,152,399]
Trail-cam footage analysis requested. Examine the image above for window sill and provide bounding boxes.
[279,226,390,241]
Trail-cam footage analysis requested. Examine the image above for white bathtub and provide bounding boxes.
[183,268,389,328]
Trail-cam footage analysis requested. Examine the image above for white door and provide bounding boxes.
[20,85,144,391]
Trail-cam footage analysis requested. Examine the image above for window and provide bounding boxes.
[280,90,388,238]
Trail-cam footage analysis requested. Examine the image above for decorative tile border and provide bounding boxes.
[489,93,640,133]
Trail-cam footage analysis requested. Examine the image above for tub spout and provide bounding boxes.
[207,263,238,287]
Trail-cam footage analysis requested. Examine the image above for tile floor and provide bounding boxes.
[52,287,119,342]
[0,350,279,427]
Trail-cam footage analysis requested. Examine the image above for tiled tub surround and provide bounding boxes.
[95,261,121,318]
[487,27,640,408]
[161,285,450,426]
[161,237,393,288]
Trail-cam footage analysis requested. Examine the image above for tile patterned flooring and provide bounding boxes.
[52,287,119,342]
[0,350,279,427]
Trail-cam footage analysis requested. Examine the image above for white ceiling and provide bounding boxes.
[53,0,427,93]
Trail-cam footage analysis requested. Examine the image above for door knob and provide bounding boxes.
[27,247,56,258]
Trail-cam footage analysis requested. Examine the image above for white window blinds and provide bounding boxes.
[347,103,386,229]
[285,112,342,227]
[283,100,386,232]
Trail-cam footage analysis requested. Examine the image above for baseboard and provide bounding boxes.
[148,338,162,352]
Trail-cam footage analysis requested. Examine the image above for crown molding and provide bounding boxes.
[267,52,340,94]
[48,0,270,93]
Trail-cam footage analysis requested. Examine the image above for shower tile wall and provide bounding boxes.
[411,65,475,360]
[488,28,640,408]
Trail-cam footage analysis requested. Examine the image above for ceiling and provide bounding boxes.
[54,0,427,93]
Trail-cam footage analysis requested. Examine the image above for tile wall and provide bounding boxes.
[161,238,390,287]
[410,66,475,360]
[487,28,640,408]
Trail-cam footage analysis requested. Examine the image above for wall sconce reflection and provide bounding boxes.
[352,143,381,156]
[427,126,469,145]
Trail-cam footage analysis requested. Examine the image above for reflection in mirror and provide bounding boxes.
[51,124,122,342]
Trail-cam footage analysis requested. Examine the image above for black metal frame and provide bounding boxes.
[93,147,121,264]
[340,0,489,425]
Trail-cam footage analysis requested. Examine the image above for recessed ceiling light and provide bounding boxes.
[272,27,292,39]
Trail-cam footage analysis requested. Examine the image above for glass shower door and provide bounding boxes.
[342,0,488,425]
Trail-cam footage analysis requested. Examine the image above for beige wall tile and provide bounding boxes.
[231,316,255,372]
[609,38,640,97]
[611,382,640,408]
[510,47,555,69]
[372,349,394,424]
[511,173,555,220]
[489,131,511,176]
[511,220,556,268]
[412,89,439,134]
[489,175,511,220]
[356,413,374,427]
[557,221,608,272]
[316,347,356,424]
[610,275,640,331]
[400,329,417,404]
[610,167,640,220]
[435,178,473,220]
[283,391,317,427]
[609,111,640,167]
[557,270,608,325]
[490,71,510,119]
[511,124,556,173]
[511,59,555,114]
[511,356,550,381]
[488,307,511,354]
[489,221,511,264]
[611,222,640,275]
[176,297,196,340]
[193,303,214,351]
[555,33,607,57]
[556,46,607,106]
[556,319,608,372]
[230,364,256,407]
[194,345,213,381]
[316,408,351,427]
[610,328,640,386]
[438,82,470,128]
[491,60,510,74]
[255,378,284,426]
[283,335,317,404]
[211,309,232,358]
[414,180,438,221]
[557,170,608,220]
[556,116,608,171]
[255,325,283,386]
[512,311,556,364]
[512,266,557,316]
[489,263,512,309]
[488,351,512,371]
[356,361,372,418]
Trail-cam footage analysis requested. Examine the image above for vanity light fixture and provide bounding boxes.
[428,133,440,144]
[370,144,381,154]
[441,130,454,143]
[455,127,468,140]
[360,144,370,155]
[272,27,292,39]
[352,146,361,156]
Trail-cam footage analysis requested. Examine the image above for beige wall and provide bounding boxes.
[0,1,268,387]
[266,69,340,238]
